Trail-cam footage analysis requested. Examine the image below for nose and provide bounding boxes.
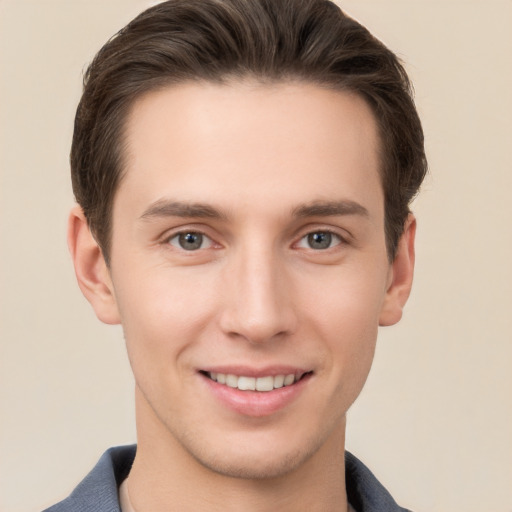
[218,245,297,344]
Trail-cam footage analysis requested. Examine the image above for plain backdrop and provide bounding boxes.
[1,1,511,511]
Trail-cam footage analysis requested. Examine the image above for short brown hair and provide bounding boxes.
[71,0,427,262]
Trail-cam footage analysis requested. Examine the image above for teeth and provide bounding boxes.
[226,374,238,388]
[256,376,274,391]
[284,374,295,386]
[273,374,285,388]
[208,372,298,392]
[238,376,256,391]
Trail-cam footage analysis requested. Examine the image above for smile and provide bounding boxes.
[200,369,313,416]
[207,372,299,392]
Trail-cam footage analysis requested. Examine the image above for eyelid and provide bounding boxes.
[295,230,344,250]
[168,232,214,250]
[159,224,221,249]
[293,224,351,247]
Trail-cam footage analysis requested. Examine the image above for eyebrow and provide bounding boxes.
[292,200,369,218]
[139,198,369,222]
[140,200,227,221]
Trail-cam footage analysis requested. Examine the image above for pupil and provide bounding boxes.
[308,232,331,249]
[179,232,202,250]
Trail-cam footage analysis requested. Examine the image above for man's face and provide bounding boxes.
[97,82,409,478]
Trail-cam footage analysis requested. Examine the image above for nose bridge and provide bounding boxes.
[220,240,296,343]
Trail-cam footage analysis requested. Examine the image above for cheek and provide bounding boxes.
[322,296,378,382]
[302,266,385,395]
[111,265,219,370]
[321,304,378,415]
[303,260,388,337]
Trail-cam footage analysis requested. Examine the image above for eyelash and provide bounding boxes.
[295,230,345,251]
[166,231,216,251]
[163,227,348,253]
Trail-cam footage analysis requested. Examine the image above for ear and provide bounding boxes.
[67,206,121,325]
[379,214,416,326]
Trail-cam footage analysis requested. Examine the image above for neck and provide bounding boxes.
[127,387,350,512]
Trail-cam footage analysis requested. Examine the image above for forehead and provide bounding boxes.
[117,81,382,220]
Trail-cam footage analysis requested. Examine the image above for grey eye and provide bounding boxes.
[308,232,332,249]
[297,231,341,250]
[169,232,212,251]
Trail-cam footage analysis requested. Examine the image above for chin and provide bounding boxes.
[191,444,316,480]
[180,424,338,481]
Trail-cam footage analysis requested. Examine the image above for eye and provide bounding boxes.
[168,232,213,251]
[297,231,342,250]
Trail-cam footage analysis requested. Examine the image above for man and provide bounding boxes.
[46,0,426,510]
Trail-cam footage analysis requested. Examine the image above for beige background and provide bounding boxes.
[1,1,511,511]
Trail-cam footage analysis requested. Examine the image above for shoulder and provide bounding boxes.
[42,445,136,512]
[345,451,413,512]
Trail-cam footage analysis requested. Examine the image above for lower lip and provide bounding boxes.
[201,373,312,417]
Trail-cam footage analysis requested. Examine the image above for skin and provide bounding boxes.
[69,81,415,511]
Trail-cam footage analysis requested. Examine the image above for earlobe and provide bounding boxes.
[67,206,121,325]
[379,214,416,327]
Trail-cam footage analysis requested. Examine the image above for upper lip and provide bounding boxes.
[199,365,311,379]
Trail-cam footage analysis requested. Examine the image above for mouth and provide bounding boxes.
[199,368,313,417]
[200,370,312,392]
